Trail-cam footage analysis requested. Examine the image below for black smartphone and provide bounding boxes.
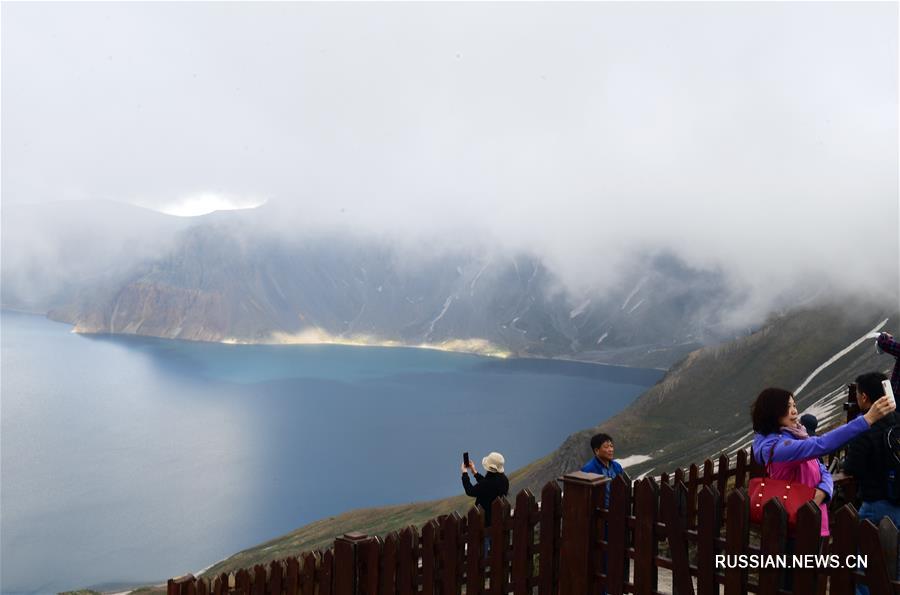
[463,452,470,467]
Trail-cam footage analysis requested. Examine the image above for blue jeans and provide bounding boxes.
[855,500,900,595]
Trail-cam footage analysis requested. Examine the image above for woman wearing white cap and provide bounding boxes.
[462,452,510,554]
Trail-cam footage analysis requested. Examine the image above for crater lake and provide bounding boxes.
[0,311,663,593]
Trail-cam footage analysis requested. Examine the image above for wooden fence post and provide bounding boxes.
[687,465,700,529]
[703,459,715,487]
[301,551,320,595]
[212,573,227,595]
[285,557,300,595]
[513,490,538,595]
[830,505,860,595]
[606,475,631,595]
[440,513,464,595]
[735,449,748,490]
[235,568,251,594]
[422,519,439,595]
[559,472,608,595]
[696,485,720,595]
[321,549,335,595]
[467,507,486,595]
[252,564,266,595]
[397,527,419,595]
[792,502,822,595]
[335,533,367,595]
[269,561,285,595]
[757,499,787,595]
[860,519,894,595]
[489,497,512,595]
[633,478,659,595]
[381,532,399,595]
[168,575,195,595]
[716,454,729,508]
[877,517,899,582]
[661,481,694,595]
[213,572,234,595]
[724,489,749,595]
[716,453,731,522]
[539,481,562,595]
[358,535,382,595]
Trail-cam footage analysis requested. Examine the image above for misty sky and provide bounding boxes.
[2,2,898,306]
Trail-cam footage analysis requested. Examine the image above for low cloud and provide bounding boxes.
[2,2,897,321]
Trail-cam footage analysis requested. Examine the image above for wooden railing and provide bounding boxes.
[167,462,900,594]
[168,384,898,594]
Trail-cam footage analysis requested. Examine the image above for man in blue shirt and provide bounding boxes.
[582,432,623,594]
[581,432,624,508]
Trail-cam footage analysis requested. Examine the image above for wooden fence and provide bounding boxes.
[169,384,899,595]
[167,462,900,595]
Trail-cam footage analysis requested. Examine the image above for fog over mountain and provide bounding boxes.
[2,2,898,352]
[0,200,878,368]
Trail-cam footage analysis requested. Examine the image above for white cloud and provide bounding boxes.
[2,2,897,308]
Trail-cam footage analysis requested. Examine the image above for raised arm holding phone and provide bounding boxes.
[460,451,509,540]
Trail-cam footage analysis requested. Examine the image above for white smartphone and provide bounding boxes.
[883,379,896,407]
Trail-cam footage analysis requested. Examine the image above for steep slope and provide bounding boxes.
[532,299,899,483]
[188,299,898,577]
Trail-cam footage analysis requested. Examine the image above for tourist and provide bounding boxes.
[844,372,900,522]
[582,432,624,594]
[752,387,894,590]
[581,432,624,508]
[752,387,895,536]
[876,331,900,394]
[462,452,509,555]
[843,372,900,595]
[800,413,818,437]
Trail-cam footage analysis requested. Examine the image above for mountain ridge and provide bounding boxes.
[3,201,768,369]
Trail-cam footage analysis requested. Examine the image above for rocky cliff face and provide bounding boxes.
[45,219,746,366]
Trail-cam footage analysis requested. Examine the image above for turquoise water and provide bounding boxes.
[0,311,662,593]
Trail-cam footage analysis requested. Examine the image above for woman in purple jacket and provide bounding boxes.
[751,387,895,536]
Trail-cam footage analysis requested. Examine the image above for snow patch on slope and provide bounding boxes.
[621,277,648,311]
[427,296,455,338]
[570,298,591,319]
[794,319,889,395]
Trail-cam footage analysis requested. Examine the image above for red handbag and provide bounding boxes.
[748,442,816,526]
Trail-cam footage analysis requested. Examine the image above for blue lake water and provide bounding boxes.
[0,311,663,593]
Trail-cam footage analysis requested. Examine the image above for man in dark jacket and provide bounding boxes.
[876,332,900,394]
[844,372,900,524]
[462,451,509,555]
[844,372,900,595]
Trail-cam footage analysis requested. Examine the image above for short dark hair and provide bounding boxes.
[590,433,614,450]
[751,387,793,436]
[856,372,888,400]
